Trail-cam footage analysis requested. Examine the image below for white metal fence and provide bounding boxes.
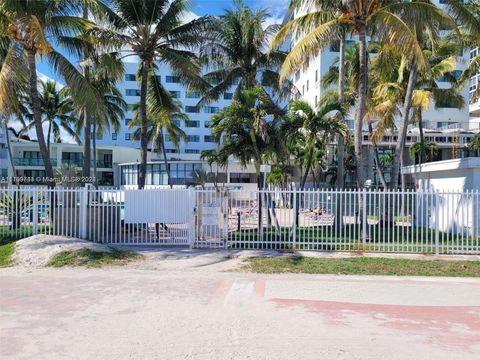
[1,187,479,254]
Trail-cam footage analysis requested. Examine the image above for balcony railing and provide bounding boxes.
[13,158,112,168]
[13,158,58,166]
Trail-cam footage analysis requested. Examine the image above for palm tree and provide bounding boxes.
[409,141,439,164]
[73,54,126,187]
[90,0,211,189]
[283,100,346,189]
[200,149,228,190]
[22,80,78,156]
[468,133,480,157]
[272,0,447,189]
[130,73,187,188]
[199,0,293,104]
[0,35,27,178]
[0,0,105,186]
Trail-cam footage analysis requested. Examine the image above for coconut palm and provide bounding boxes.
[0,35,27,177]
[282,100,346,189]
[130,72,187,188]
[73,54,126,186]
[409,141,439,164]
[89,0,211,189]
[272,0,452,189]
[468,133,480,157]
[199,0,293,104]
[21,80,78,155]
[200,149,228,190]
[0,0,106,186]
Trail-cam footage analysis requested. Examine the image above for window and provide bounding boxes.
[172,119,181,126]
[437,70,462,82]
[187,135,199,142]
[224,92,233,100]
[166,75,180,83]
[185,149,200,154]
[295,71,300,81]
[204,106,220,114]
[204,121,210,128]
[126,89,140,96]
[125,133,132,140]
[306,80,309,91]
[112,133,117,140]
[125,118,132,126]
[185,106,200,113]
[204,135,215,143]
[302,85,305,95]
[186,120,200,128]
[170,91,181,98]
[165,149,178,153]
[315,70,318,83]
[164,134,171,142]
[125,74,136,81]
[185,91,200,98]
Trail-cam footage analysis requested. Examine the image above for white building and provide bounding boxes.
[94,59,236,156]
[286,0,476,187]
[470,47,480,124]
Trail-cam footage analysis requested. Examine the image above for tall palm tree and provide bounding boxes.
[90,0,211,189]
[0,0,105,186]
[282,100,346,189]
[272,0,446,189]
[130,73,187,188]
[468,133,480,157]
[0,35,27,178]
[22,80,78,155]
[199,0,293,104]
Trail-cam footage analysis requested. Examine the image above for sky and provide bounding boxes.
[37,0,289,80]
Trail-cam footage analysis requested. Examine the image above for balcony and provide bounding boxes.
[13,158,112,168]
[13,158,58,166]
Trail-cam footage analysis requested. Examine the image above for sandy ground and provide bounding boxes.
[13,235,111,269]
[3,238,480,359]
[1,267,479,360]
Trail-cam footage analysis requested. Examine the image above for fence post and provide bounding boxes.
[435,191,440,255]
[362,188,367,244]
[79,184,90,240]
[292,189,297,246]
[32,190,38,235]
[188,187,195,249]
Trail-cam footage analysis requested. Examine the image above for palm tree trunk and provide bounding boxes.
[82,6,91,178]
[92,121,98,188]
[354,27,368,189]
[83,111,92,178]
[418,108,426,165]
[26,49,54,186]
[46,119,52,157]
[336,32,346,190]
[300,146,314,190]
[159,133,172,189]
[138,62,149,189]
[369,124,388,189]
[391,63,418,189]
[3,123,16,177]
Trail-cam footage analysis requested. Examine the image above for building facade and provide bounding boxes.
[93,59,236,156]
[287,0,477,188]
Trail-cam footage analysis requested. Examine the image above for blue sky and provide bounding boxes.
[38,0,288,80]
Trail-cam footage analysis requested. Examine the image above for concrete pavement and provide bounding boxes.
[1,267,480,359]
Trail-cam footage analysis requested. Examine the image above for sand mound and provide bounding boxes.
[13,235,111,268]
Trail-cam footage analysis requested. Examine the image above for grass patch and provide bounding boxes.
[243,256,480,277]
[47,248,141,268]
[0,236,15,268]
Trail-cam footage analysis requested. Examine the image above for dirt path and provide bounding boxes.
[1,267,479,360]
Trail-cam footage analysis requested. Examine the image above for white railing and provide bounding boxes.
[1,187,479,254]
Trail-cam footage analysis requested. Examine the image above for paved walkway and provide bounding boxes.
[1,267,480,359]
